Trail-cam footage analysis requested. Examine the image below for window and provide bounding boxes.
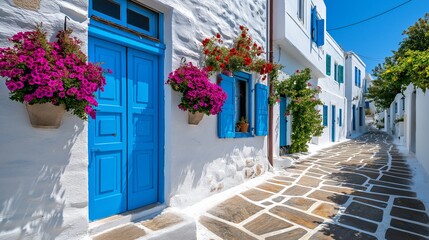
[394,102,398,113]
[323,105,328,126]
[339,108,342,127]
[355,67,361,87]
[298,0,305,22]
[218,73,268,138]
[365,101,370,109]
[311,6,325,47]
[326,54,331,76]
[90,0,161,40]
[402,97,405,111]
[334,63,338,81]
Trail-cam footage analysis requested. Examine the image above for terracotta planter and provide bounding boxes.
[239,123,249,132]
[188,111,204,125]
[25,103,66,129]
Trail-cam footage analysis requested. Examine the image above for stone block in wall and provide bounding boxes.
[13,0,41,11]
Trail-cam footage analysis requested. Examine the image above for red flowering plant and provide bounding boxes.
[166,62,227,115]
[0,25,108,120]
[202,26,276,80]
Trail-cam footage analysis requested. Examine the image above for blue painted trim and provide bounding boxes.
[234,132,254,138]
[234,71,253,135]
[331,105,336,142]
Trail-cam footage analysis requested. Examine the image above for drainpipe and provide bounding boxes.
[268,0,274,166]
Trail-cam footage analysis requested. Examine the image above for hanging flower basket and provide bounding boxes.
[188,111,204,125]
[25,102,66,128]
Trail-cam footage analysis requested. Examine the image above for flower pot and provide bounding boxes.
[239,123,249,132]
[25,103,66,129]
[188,111,204,125]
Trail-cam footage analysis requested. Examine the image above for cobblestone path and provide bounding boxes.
[198,132,429,240]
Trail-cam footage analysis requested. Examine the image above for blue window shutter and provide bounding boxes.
[311,6,317,42]
[354,67,357,86]
[338,65,344,83]
[326,54,331,76]
[218,74,235,138]
[316,19,325,46]
[358,70,361,87]
[255,83,268,136]
[339,108,342,127]
[323,105,328,126]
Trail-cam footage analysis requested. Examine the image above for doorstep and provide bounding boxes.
[89,207,196,240]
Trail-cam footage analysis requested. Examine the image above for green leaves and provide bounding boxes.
[273,68,323,153]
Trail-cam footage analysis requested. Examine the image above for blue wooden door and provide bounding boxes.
[127,49,159,210]
[88,37,159,220]
[331,105,336,142]
[280,97,287,146]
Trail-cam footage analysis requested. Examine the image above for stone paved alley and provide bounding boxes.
[198,132,429,240]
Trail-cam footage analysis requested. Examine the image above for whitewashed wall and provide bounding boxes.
[345,52,366,136]
[0,1,89,239]
[0,0,270,238]
[414,89,429,175]
[154,0,270,207]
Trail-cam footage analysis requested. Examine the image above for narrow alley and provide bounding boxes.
[198,131,429,240]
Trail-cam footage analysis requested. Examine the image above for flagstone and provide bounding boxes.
[284,197,316,211]
[307,190,349,205]
[282,185,312,196]
[390,206,429,224]
[243,213,293,235]
[385,228,428,240]
[338,215,378,233]
[269,206,323,229]
[92,224,146,240]
[393,197,426,210]
[390,218,429,236]
[141,212,183,231]
[207,196,263,224]
[309,224,377,240]
[199,216,257,240]
[255,182,285,193]
[352,197,388,208]
[241,188,273,201]
[370,186,416,197]
[265,228,307,240]
[297,176,322,188]
[345,202,384,222]
[312,203,339,219]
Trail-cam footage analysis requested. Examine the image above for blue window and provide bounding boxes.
[402,97,405,111]
[339,108,343,127]
[90,0,161,41]
[218,73,267,138]
[323,105,328,126]
[365,101,370,109]
[394,102,398,113]
[311,6,325,47]
[355,67,361,87]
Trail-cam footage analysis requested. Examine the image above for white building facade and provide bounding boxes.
[0,0,270,239]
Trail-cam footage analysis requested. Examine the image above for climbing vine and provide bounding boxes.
[272,68,324,153]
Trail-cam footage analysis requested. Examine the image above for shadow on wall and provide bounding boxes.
[0,97,84,239]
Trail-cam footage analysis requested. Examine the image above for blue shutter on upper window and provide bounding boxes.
[316,19,324,46]
[323,105,328,126]
[255,83,268,136]
[326,54,331,76]
[339,108,342,127]
[311,6,317,42]
[218,74,235,138]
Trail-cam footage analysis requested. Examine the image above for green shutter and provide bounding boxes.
[338,65,344,83]
[326,54,331,76]
[323,105,328,126]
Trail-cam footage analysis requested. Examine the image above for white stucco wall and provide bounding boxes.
[0,0,270,238]
[345,52,366,136]
[415,89,429,175]
[152,0,270,207]
[0,1,89,239]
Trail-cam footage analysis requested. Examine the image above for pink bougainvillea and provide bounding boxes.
[166,62,227,115]
[0,26,108,120]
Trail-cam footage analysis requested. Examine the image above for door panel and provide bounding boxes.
[89,37,127,221]
[127,49,159,210]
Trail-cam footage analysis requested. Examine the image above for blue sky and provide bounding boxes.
[325,0,429,75]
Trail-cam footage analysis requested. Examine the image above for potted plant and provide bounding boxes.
[0,25,108,128]
[166,62,227,125]
[201,26,277,80]
[237,116,249,132]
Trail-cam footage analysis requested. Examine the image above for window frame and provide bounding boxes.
[334,62,338,81]
[322,105,328,127]
[297,0,305,23]
[234,72,253,138]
